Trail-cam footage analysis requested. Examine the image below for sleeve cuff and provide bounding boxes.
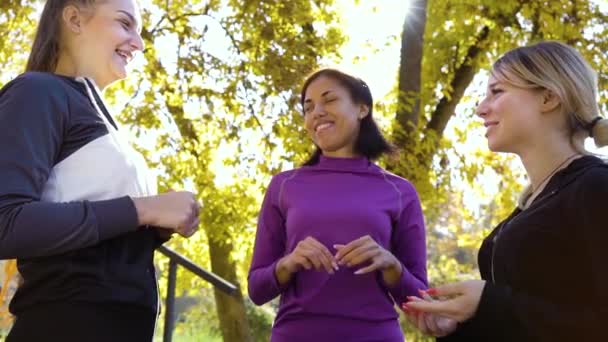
[379,262,421,305]
[449,281,512,339]
[271,259,291,292]
[476,282,512,325]
[91,196,139,241]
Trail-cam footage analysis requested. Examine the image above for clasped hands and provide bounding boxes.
[401,280,486,337]
[278,235,402,281]
[133,190,202,238]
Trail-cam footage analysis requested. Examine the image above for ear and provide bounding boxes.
[358,104,370,120]
[540,89,561,113]
[62,5,84,34]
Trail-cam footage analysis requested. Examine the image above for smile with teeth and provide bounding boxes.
[115,50,132,63]
[315,122,334,133]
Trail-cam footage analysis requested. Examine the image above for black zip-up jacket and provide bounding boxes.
[439,155,608,341]
[0,72,165,315]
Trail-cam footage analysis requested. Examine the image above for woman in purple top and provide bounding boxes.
[248,68,428,341]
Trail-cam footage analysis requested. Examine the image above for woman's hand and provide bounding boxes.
[132,191,201,238]
[275,236,338,285]
[403,295,458,337]
[334,235,402,286]
[404,280,486,322]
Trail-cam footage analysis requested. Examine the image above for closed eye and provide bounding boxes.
[119,19,131,30]
[490,88,503,95]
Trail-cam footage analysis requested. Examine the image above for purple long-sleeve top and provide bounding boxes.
[248,155,428,341]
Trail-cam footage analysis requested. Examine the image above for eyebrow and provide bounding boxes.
[488,81,500,88]
[118,10,140,29]
[304,90,334,103]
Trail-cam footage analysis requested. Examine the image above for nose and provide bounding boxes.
[131,32,145,52]
[475,96,489,118]
[310,103,327,118]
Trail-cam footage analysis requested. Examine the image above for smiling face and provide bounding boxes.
[303,75,369,158]
[476,75,547,154]
[65,0,144,88]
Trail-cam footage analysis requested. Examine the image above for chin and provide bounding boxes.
[487,140,513,153]
[111,66,128,81]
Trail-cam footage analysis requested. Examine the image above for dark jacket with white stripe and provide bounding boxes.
[0,72,164,315]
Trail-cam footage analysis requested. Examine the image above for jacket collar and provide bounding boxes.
[549,155,606,191]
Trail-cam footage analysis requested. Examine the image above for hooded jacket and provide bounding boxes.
[0,72,164,316]
[439,155,608,341]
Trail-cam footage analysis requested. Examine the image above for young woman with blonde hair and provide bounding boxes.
[405,41,608,341]
[0,0,201,340]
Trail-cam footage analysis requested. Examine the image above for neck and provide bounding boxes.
[322,146,360,159]
[55,52,108,91]
[518,138,579,191]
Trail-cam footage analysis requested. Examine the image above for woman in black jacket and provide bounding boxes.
[0,0,201,341]
[404,41,608,341]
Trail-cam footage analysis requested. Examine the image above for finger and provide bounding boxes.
[192,200,200,216]
[404,296,425,311]
[335,239,374,265]
[405,299,461,321]
[302,250,324,271]
[301,244,330,272]
[333,236,369,261]
[307,238,338,272]
[426,282,464,298]
[180,220,198,238]
[406,295,425,303]
[295,255,312,270]
[188,216,200,230]
[418,289,435,302]
[345,247,380,267]
[417,311,430,335]
[425,313,440,335]
[353,260,381,275]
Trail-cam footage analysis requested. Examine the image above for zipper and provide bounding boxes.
[490,189,558,284]
[78,77,161,340]
[490,221,506,283]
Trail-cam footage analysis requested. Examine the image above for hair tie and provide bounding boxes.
[586,117,602,137]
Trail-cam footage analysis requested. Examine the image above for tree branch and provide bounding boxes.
[424,25,490,138]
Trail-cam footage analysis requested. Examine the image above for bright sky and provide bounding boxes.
[130,0,607,200]
[332,0,409,99]
[331,0,607,216]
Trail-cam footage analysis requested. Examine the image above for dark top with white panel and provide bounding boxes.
[0,72,164,316]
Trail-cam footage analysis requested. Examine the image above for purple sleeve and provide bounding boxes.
[383,183,428,305]
[0,74,139,259]
[247,175,288,305]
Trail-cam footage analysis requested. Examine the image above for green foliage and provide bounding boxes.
[245,299,274,342]
[1,1,607,341]
[391,0,608,295]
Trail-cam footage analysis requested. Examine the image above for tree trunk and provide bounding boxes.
[396,0,428,136]
[208,237,253,342]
